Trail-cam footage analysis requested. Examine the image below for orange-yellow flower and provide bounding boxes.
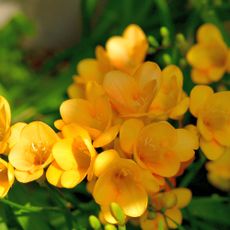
[190,85,230,160]
[60,82,120,147]
[103,61,161,117]
[67,55,110,99]
[0,96,11,154]
[187,23,230,84]
[140,188,192,229]
[46,123,96,188]
[104,24,148,74]
[93,150,160,218]
[8,121,58,183]
[0,158,14,198]
[149,65,189,120]
[68,24,148,99]
[134,121,198,177]
[206,149,230,191]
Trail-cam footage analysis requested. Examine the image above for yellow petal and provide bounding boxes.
[140,170,160,194]
[197,118,213,141]
[106,37,130,70]
[93,171,118,205]
[150,159,180,177]
[54,119,65,130]
[173,128,198,162]
[191,69,211,84]
[169,96,189,119]
[119,119,144,155]
[60,99,95,127]
[67,83,85,99]
[77,59,103,84]
[95,45,113,73]
[103,71,138,115]
[162,65,183,87]
[93,124,120,148]
[165,208,182,229]
[117,178,148,217]
[173,188,192,208]
[187,44,213,68]
[15,168,43,183]
[52,138,77,170]
[8,122,26,149]
[133,61,161,91]
[46,161,63,187]
[197,23,223,44]
[123,24,148,67]
[190,85,213,117]
[61,170,82,188]
[200,138,225,160]
[94,150,119,177]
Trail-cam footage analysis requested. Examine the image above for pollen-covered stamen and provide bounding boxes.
[31,142,50,165]
[114,168,129,180]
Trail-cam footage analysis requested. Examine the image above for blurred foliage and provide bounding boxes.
[0,0,230,229]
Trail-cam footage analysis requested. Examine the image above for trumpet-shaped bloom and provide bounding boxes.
[46,124,96,188]
[149,65,189,120]
[105,24,148,74]
[0,158,14,198]
[190,85,230,160]
[187,23,230,84]
[60,82,119,147]
[93,150,160,218]
[8,121,58,183]
[67,47,113,99]
[134,121,198,177]
[140,188,192,229]
[103,62,161,117]
[0,96,11,154]
[206,149,230,191]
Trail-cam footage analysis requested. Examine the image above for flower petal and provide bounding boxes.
[119,119,144,156]
[190,85,213,117]
[200,138,225,160]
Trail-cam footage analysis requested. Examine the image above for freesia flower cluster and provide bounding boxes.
[0,23,230,229]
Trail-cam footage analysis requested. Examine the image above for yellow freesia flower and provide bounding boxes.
[93,150,160,218]
[0,96,11,154]
[0,158,14,198]
[187,23,230,84]
[105,24,148,74]
[60,82,120,147]
[8,121,58,183]
[134,121,198,177]
[46,123,96,188]
[206,149,230,191]
[190,85,230,160]
[140,188,192,229]
[149,65,189,120]
[103,61,161,117]
[68,24,148,99]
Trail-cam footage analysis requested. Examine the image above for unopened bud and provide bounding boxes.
[162,54,172,65]
[89,215,101,230]
[105,224,117,230]
[148,36,159,47]
[110,202,126,226]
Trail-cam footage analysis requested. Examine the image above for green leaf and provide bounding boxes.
[188,196,230,226]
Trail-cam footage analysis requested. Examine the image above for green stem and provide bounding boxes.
[0,198,63,213]
[165,178,174,189]
[179,152,206,187]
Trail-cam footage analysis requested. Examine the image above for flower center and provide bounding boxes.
[31,142,50,165]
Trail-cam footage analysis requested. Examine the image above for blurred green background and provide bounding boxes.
[0,0,230,229]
